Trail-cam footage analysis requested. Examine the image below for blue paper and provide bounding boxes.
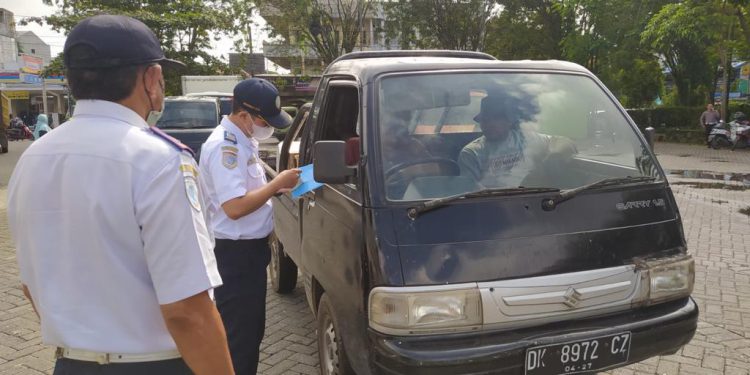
[292,164,324,198]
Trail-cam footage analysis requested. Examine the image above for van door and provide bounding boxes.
[299,80,371,373]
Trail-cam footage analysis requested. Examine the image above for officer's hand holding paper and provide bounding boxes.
[292,164,324,198]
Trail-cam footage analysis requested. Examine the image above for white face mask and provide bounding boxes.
[146,104,164,127]
[252,123,275,140]
[145,79,165,127]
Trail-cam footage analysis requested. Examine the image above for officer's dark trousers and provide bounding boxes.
[214,237,271,375]
[53,358,191,374]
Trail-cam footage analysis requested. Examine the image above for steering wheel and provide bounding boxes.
[385,157,460,179]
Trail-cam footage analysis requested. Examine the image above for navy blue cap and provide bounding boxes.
[233,78,292,129]
[64,15,185,70]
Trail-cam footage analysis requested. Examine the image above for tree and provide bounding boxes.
[642,2,721,106]
[384,0,495,51]
[23,0,255,95]
[258,0,372,65]
[485,0,571,60]
[558,0,670,108]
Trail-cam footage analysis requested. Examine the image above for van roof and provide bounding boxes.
[324,51,590,83]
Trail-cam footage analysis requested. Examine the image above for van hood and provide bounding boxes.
[389,184,684,286]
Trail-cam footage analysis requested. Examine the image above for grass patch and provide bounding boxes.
[673,182,749,191]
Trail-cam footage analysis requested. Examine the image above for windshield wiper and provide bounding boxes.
[541,176,658,211]
[408,187,561,219]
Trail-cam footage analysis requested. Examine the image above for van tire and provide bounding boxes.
[317,294,354,375]
[269,233,297,294]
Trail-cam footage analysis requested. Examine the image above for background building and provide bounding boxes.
[0,8,67,128]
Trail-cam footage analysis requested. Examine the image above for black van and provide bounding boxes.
[269,51,697,375]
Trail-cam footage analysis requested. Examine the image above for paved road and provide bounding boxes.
[0,142,748,374]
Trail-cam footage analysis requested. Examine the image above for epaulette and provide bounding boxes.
[224,131,237,145]
[149,126,195,157]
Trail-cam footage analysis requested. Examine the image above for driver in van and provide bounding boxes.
[459,93,576,188]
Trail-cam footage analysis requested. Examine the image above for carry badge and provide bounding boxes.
[222,146,238,169]
[179,154,201,212]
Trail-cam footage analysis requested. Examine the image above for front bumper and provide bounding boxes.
[370,297,698,375]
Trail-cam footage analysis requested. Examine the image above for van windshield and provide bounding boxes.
[156,101,218,129]
[378,72,662,201]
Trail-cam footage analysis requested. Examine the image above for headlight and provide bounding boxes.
[643,255,695,304]
[369,286,482,335]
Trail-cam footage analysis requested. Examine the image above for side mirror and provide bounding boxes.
[313,141,356,184]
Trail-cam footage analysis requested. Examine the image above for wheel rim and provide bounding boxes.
[269,237,280,289]
[321,317,339,375]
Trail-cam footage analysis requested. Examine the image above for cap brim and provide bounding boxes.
[266,110,293,129]
[159,58,186,70]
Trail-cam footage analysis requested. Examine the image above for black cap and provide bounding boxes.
[233,78,292,129]
[64,15,185,70]
[474,94,516,123]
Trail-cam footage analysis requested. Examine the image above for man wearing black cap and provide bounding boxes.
[8,15,233,375]
[459,93,576,188]
[199,78,300,375]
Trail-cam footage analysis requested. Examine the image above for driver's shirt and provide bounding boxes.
[459,129,550,187]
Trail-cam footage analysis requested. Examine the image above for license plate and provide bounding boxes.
[525,332,631,375]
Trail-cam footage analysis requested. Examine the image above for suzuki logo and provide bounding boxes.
[563,287,582,308]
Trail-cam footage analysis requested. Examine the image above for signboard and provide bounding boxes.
[20,54,43,75]
[742,64,750,79]
[741,79,749,95]
[4,91,29,100]
[20,73,42,84]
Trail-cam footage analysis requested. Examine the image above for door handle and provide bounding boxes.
[307,197,316,210]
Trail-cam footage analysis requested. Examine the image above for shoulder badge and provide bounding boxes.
[149,127,195,157]
[224,131,237,145]
[179,154,201,212]
[222,147,238,169]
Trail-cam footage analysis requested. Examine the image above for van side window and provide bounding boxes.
[317,85,360,168]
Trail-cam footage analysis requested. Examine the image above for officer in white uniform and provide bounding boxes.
[200,78,300,375]
[7,15,233,375]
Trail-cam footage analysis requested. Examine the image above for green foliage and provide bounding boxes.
[485,0,568,59]
[641,2,721,106]
[383,0,495,51]
[25,0,255,95]
[257,0,372,64]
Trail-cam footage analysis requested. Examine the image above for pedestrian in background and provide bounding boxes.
[700,103,721,147]
[199,78,300,375]
[7,15,233,375]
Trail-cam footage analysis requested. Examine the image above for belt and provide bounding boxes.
[55,347,181,364]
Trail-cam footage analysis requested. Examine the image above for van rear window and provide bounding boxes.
[156,101,218,129]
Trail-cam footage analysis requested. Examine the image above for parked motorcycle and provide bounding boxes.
[6,124,33,141]
[731,112,750,150]
[708,120,733,149]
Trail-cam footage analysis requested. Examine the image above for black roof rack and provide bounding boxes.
[330,50,497,65]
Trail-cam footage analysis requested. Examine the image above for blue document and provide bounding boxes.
[292,164,324,198]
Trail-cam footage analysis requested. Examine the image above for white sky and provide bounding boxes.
[0,0,282,71]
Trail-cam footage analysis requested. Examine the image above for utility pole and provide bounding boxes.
[42,76,48,115]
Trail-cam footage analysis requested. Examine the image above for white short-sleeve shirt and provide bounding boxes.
[199,117,273,240]
[8,100,222,354]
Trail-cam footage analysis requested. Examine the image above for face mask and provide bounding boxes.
[252,123,275,140]
[145,73,165,126]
